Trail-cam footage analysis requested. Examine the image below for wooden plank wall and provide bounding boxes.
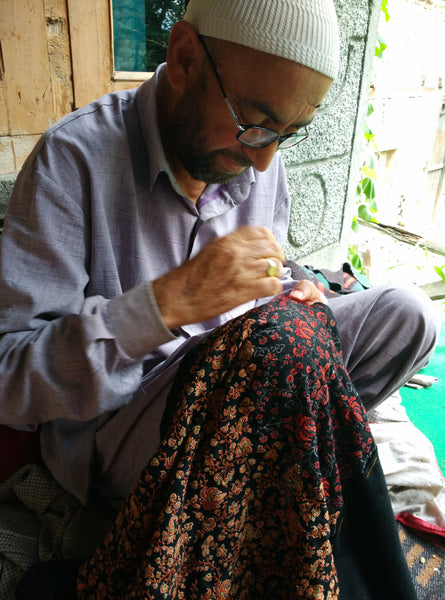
[0,0,144,177]
[68,0,114,109]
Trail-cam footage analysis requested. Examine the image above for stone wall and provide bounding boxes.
[0,175,15,233]
[283,0,381,268]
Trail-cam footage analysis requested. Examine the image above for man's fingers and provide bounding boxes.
[234,225,276,241]
[153,226,286,330]
[229,226,286,264]
[290,280,327,305]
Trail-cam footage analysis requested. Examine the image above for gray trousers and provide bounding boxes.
[330,284,440,410]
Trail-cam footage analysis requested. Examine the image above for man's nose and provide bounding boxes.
[242,143,278,172]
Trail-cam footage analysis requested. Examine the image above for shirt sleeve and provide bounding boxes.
[0,142,176,427]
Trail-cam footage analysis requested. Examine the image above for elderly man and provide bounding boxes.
[0,0,438,597]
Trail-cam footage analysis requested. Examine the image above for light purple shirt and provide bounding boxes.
[0,66,294,504]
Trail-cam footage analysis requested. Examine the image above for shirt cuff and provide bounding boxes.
[107,281,178,359]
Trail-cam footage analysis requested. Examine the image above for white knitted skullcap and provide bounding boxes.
[183,0,340,80]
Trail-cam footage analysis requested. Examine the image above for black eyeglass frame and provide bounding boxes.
[200,37,309,150]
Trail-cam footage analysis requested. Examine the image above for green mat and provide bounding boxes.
[400,317,445,476]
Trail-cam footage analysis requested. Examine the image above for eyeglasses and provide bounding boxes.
[200,37,309,150]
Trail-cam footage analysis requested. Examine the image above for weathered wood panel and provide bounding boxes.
[67,0,113,109]
[0,136,14,174]
[0,87,8,137]
[44,0,74,119]
[13,135,41,171]
[0,41,8,136]
[0,0,56,134]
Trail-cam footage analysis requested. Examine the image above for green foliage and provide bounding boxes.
[381,0,390,22]
[435,268,445,311]
[361,177,376,201]
[358,202,375,222]
[348,1,391,274]
[144,0,188,70]
[348,112,379,273]
[375,34,388,59]
[354,123,379,230]
[434,265,445,285]
[348,244,364,272]
[113,0,188,72]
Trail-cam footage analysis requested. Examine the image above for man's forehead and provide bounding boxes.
[223,51,332,122]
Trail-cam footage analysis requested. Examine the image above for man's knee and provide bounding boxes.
[331,284,440,359]
[374,284,440,355]
[329,284,440,409]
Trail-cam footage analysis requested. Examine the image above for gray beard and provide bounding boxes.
[169,95,252,184]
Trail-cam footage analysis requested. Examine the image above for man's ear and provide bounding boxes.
[166,21,203,92]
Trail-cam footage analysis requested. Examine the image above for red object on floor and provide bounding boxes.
[397,511,445,540]
[0,425,41,483]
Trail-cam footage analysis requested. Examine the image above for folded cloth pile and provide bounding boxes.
[368,392,445,538]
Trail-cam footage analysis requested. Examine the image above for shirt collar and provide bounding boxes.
[136,63,256,205]
[136,64,174,193]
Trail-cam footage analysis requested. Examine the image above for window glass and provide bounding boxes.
[112,0,188,72]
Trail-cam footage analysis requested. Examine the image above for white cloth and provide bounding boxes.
[369,392,445,532]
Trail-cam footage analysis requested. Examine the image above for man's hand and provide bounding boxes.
[153,226,285,330]
[289,280,327,306]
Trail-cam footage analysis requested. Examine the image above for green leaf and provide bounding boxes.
[364,126,375,142]
[351,218,360,233]
[381,0,390,22]
[375,34,387,59]
[434,266,445,284]
[369,198,378,212]
[361,177,376,200]
[367,103,374,117]
[358,204,374,222]
[362,164,377,180]
[351,254,363,272]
